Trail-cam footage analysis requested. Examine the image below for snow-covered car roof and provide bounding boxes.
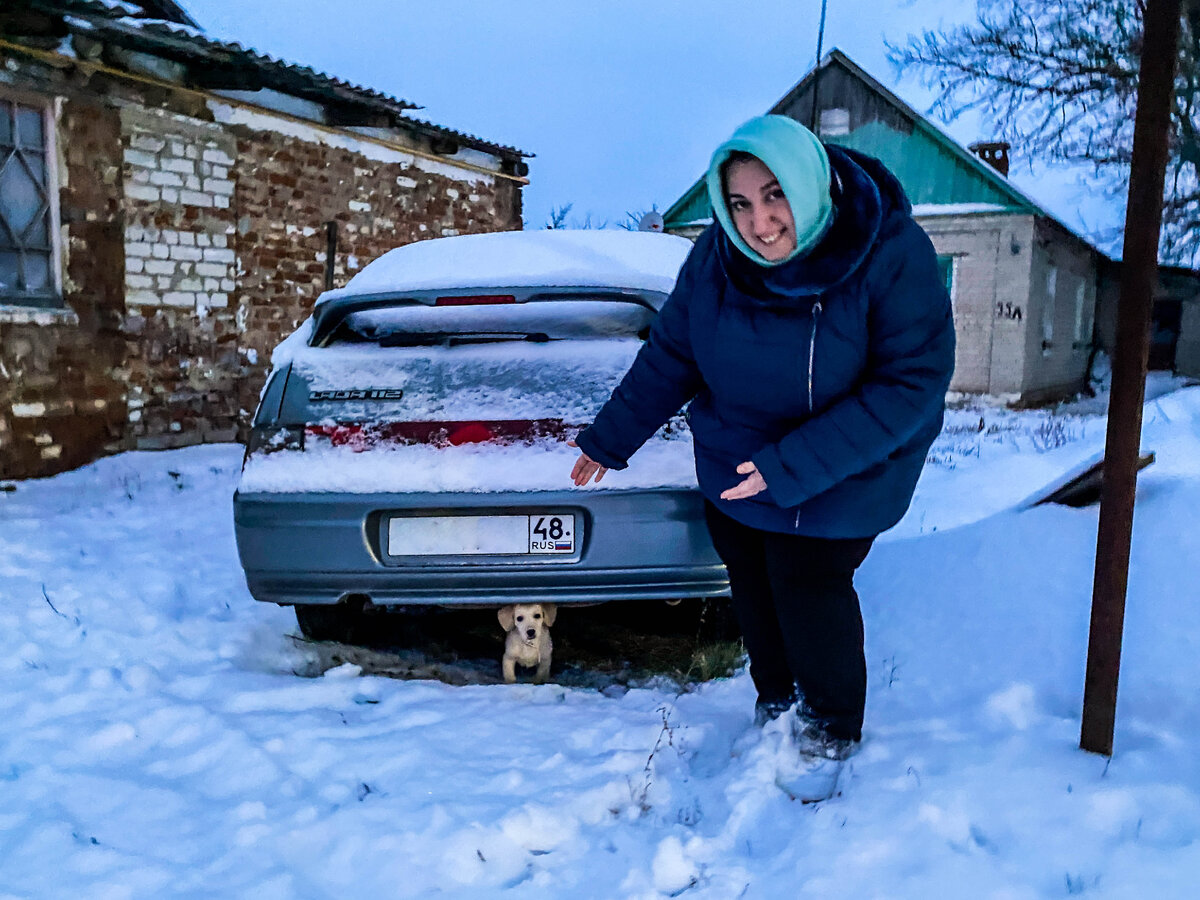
[317,230,694,301]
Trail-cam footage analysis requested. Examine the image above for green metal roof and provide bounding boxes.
[664,52,1038,229]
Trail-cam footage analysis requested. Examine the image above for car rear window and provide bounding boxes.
[324,298,656,346]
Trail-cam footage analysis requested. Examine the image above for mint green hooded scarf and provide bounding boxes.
[705,115,834,267]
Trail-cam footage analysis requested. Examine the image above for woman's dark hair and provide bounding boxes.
[720,150,760,197]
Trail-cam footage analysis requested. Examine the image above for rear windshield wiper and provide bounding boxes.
[378,331,551,347]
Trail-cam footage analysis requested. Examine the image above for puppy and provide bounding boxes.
[498,602,557,684]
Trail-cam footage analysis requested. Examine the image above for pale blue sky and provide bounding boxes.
[181,0,1112,242]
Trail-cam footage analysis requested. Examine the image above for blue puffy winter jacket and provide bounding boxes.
[574,145,956,537]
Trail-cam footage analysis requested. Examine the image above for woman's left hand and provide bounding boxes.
[720,461,767,500]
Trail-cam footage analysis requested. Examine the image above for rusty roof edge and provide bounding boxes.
[26,0,531,159]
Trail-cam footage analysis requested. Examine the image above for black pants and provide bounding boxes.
[704,501,876,741]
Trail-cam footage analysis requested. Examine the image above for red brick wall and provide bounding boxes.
[1,46,525,480]
[0,91,127,479]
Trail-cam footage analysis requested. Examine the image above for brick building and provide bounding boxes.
[0,0,529,479]
[664,50,1200,404]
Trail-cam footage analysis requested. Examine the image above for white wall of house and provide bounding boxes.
[916,213,1035,397]
[1020,220,1098,401]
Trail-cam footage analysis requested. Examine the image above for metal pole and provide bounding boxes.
[809,0,828,132]
[324,221,338,292]
[1080,0,1182,756]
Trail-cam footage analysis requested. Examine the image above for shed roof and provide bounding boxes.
[10,0,530,161]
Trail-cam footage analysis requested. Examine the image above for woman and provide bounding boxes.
[569,115,955,776]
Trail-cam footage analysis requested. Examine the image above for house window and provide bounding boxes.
[936,254,955,305]
[1041,264,1057,354]
[1073,279,1093,349]
[0,95,60,308]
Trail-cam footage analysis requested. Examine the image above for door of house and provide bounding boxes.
[1149,299,1181,371]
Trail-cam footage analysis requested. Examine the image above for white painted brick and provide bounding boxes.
[349,200,371,212]
[177,231,195,246]
[125,241,152,258]
[211,165,229,179]
[184,146,199,160]
[163,230,179,245]
[194,233,210,247]
[204,178,234,196]
[127,258,144,274]
[163,291,194,308]
[203,148,235,166]
[169,245,203,261]
[123,148,158,168]
[221,279,235,291]
[203,278,221,291]
[207,292,229,308]
[126,184,161,203]
[446,189,460,199]
[195,262,229,278]
[155,276,173,289]
[130,134,166,153]
[204,248,236,263]
[151,244,170,260]
[169,141,186,156]
[126,274,154,289]
[211,234,227,248]
[130,169,151,184]
[144,259,175,275]
[126,225,146,242]
[185,176,202,190]
[214,196,230,209]
[179,278,204,291]
[161,188,180,203]
[149,171,184,188]
[127,290,162,306]
[11,402,46,418]
[180,191,214,207]
[162,157,196,175]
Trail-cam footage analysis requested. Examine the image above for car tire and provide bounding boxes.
[294,602,364,643]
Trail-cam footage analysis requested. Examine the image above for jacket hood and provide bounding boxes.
[706,115,834,267]
[715,144,912,301]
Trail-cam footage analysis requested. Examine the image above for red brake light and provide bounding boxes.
[305,420,579,451]
[434,295,516,306]
[447,422,496,445]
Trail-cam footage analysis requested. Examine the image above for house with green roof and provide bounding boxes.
[665,49,1197,403]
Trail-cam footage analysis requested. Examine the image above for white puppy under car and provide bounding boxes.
[497,603,557,684]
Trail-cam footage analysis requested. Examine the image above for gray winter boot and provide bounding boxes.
[774,717,854,803]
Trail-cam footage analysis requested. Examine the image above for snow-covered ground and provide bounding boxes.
[2,383,1199,898]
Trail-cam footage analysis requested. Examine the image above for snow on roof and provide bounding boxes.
[319,230,695,300]
[911,203,1011,216]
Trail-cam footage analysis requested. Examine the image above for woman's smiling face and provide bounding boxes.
[724,156,797,263]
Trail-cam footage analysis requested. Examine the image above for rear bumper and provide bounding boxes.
[234,488,728,607]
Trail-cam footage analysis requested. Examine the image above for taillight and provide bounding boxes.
[305,420,579,452]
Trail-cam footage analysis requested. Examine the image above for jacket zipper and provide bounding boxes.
[798,299,822,532]
[807,300,822,414]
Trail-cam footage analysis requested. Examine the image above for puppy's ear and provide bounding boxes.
[542,602,557,627]
[497,605,514,632]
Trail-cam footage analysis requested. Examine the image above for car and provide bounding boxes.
[233,229,730,642]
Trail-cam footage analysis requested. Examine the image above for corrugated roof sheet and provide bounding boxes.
[17,0,530,159]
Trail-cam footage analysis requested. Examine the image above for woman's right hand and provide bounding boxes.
[568,440,608,486]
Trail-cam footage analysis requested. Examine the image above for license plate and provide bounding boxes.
[387,513,575,556]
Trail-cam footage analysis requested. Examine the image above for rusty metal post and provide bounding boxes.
[1080,0,1183,756]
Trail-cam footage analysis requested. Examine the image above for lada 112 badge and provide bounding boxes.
[309,389,405,401]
